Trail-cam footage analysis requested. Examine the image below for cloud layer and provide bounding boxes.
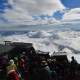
[0,0,80,29]
[1,30,80,63]
[63,8,80,21]
[0,0,65,25]
[7,0,64,15]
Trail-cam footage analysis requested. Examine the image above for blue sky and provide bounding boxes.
[61,0,80,8]
[54,0,80,20]
[0,0,12,13]
[0,0,80,17]
[32,0,80,20]
[0,0,80,27]
[0,0,80,10]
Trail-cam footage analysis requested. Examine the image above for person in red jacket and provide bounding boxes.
[7,59,20,80]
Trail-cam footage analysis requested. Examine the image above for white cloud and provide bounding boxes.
[8,0,64,15]
[1,0,65,25]
[1,30,80,63]
[62,8,80,21]
[3,8,33,24]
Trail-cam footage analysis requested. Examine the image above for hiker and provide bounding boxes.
[70,56,78,79]
[7,59,20,80]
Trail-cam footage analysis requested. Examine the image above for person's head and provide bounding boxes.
[41,60,48,67]
[9,59,14,65]
[71,56,74,60]
[20,57,24,62]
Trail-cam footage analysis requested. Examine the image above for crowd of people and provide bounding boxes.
[0,49,80,80]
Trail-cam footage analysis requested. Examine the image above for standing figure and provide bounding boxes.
[7,59,20,80]
[70,56,78,80]
[18,58,25,79]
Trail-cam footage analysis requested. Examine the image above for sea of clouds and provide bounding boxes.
[0,30,80,63]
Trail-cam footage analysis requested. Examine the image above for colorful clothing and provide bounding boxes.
[7,64,20,80]
[7,71,19,80]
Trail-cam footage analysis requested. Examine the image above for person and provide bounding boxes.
[71,56,78,70]
[18,58,25,79]
[14,57,19,67]
[6,59,20,80]
[70,56,78,79]
[40,60,52,80]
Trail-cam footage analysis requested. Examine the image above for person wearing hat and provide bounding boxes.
[7,59,20,80]
[40,60,52,80]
